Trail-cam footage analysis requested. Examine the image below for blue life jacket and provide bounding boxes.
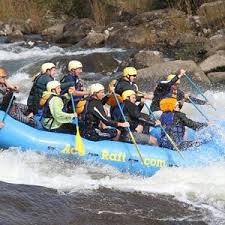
[159,111,184,149]
[61,74,83,103]
[110,103,124,121]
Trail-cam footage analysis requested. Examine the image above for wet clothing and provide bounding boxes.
[159,111,207,150]
[150,75,206,112]
[27,73,54,114]
[83,97,118,141]
[41,91,75,131]
[61,73,84,111]
[0,84,34,126]
[115,78,139,96]
[118,99,156,144]
[122,100,155,131]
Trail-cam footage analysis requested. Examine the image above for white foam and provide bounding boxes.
[0,45,125,61]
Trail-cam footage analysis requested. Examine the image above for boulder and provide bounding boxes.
[207,72,225,83]
[206,34,225,55]
[75,31,106,48]
[7,30,24,42]
[42,23,66,41]
[55,18,96,44]
[133,50,164,69]
[136,60,211,92]
[106,9,192,49]
[199,50,225,73]
[53,52,119,75]
[198,1,225,28]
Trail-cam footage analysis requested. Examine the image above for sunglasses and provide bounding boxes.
[129,75,137,77]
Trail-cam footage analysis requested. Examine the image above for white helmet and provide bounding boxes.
[68,60,83,71]
[41,63,56,74]
[89,83,104,95]
[47,81,61,92]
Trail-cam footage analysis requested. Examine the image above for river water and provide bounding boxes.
[0,41,225,225]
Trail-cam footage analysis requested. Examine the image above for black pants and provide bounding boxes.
[51,123,77,135]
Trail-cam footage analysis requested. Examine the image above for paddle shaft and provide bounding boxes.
[187,97,209,122]
[144,103,184,160]
[112,91,145,164]
[2,94,14,123]
[184,74,216,111]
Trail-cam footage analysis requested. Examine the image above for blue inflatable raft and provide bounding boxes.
[0,110,224,177]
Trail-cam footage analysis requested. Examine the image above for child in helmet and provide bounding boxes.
[41,81,77,133]
[82,83,129,141]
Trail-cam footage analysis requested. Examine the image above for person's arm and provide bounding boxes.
[93,103,118,127]
[177,111,207,130]
[5,80,19,92]
[49,97,75,123]
[186,95,207,105]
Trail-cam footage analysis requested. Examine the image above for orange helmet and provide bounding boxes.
[160,98,177,112]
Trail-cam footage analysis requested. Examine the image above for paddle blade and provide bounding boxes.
[76,127,85,156]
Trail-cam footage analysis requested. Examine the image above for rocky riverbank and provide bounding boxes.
[1,0,225,89]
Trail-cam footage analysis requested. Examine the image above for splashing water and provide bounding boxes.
[1,42,225,223]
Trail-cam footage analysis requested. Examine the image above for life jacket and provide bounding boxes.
[61,74,84,102]
[110,103,124,121]
[0,91,14,111]
[159,111,184,149]
[106,93,123,107]
[163,88,177,99]
[41,94,67,130]
[76,96,92,121]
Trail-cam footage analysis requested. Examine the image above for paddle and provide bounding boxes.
[144,103,184,160]
[187,97,209,122]
[112,91,145,164]
[2,93,15,123]
[184,73,216,111]
[70,94,85,156]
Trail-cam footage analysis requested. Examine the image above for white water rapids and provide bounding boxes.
[0,42,225,224]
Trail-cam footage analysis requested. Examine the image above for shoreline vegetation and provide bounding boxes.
[0,0,224,32]
[1,0,225,87]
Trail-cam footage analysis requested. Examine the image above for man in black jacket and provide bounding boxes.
[118,90,160,145]
[83,83,129,141]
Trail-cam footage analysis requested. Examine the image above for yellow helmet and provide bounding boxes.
[167,74,180,84]
[68,60,83,71]
[89,83,104,95]
[41,63,56,74]
[160,98,177,112]
[0,67,7,77]
[47,81,61,92]
[122,90,136,100]
[123,67,137,77]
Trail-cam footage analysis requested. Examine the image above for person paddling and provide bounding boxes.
[114,67,153,101]
[150,69,207,118]
[0,67,34,126]
[41,81,77,133]
[119,90,160,145]
[61,60,90,112]
[82,83,129,141]
[159,98,208,150]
